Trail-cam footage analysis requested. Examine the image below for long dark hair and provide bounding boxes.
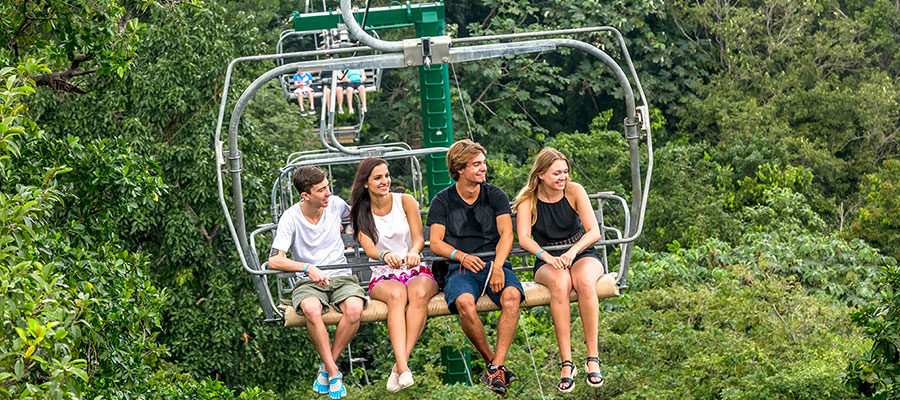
[350,158,387,244]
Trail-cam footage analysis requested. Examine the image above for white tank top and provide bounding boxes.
[371,193,414,258]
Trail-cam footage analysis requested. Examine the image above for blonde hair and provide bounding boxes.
[514,148,571,225]
[447,139,486,181]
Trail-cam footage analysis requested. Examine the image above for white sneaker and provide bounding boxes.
[361,106,367,113]
[386,370,401,393]
[398,371,414,390]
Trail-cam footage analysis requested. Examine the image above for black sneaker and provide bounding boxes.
[480,365,508,397]
[499,365,518,387]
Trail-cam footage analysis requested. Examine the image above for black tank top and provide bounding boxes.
[532,193,582,246]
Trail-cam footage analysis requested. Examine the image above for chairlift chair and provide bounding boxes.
[277,28,383,106]
[215,0,654,325]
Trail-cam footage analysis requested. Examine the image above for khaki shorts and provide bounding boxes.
[292,275,367,314]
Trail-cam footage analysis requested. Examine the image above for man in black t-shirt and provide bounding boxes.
[427,139,524,396]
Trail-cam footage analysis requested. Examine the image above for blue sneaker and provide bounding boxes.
[313,364,329,394]
[329,373,347,399]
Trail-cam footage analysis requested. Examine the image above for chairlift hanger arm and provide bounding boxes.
[216,8,654,317]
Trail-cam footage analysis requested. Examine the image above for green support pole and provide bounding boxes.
[415,9,454,200]
[414,9,465,384]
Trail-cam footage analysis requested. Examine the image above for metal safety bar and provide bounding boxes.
[247,192,630,285]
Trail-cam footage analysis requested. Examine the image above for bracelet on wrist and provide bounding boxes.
[302,263,309,274]
[378,250,387,261]
[450,249,458,261]
[460,253,468,263]
[536,249,545,259]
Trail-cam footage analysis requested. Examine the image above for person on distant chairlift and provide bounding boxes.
[292,67,315,117]
[349,158,438,393]
[427,139,524,397]
[268,166,366,400]
[317,54,343,113]
[335,70,349,114]
[514,148,605,393]
[338,68,367,114]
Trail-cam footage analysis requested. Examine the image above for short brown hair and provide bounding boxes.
[447,139,486,181]
[292,166,327,195]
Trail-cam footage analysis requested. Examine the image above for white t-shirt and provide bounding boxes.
[272,196,351,279]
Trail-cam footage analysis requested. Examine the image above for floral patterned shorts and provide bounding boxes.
[368,263,436,292]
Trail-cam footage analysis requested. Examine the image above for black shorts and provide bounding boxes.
[348,82,363,90]
[533,247,601,273]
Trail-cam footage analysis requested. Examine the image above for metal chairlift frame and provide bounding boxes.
[215,0,654,322]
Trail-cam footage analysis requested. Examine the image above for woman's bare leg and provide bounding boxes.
[370,280,410,373]
[403,276,438,359]
[535,265,574,380]
[570,257,604,375]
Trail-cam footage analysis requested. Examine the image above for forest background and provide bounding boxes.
[2,0,899,398]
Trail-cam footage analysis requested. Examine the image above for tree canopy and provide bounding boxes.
[2,0,899,398]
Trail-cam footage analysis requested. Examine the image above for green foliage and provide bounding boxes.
[630,224,889,309]
[1,16,273,400]
[740,188,826,235]
[458,0,708,150]
[672,0,900,224]
[846,263,900,399]
[111,366,275,399]
[852,159,900,260]
[640,139,740,249]
[1,0,155,92]
[601,269,865,399]
[0,59,90,400]
[24,2,311,394]
[732,164,815,210]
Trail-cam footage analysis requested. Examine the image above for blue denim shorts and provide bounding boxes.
[443,261,524,315]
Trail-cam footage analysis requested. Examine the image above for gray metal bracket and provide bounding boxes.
[225,149,243,174]
[635,105,651,137]
[215,140,226,167]
[403,36,451,68]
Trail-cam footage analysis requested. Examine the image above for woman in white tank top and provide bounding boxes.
[349,158,438,393]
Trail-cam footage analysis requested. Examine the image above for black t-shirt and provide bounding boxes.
[427,183,511,255]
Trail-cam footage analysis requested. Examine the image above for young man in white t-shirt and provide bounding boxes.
[269,166,366,399]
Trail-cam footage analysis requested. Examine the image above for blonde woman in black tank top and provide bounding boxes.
[514,148,605,392]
